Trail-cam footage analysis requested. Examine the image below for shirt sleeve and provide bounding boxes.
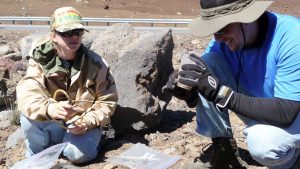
[16,59,55,121]
[228,92,300,127]
[81,52,118,128]
[273,21,300,101]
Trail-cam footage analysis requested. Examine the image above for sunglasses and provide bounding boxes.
[55,29,84,38]
[215,26,228,35]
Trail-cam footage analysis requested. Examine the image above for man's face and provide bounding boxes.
[213,23,244,51]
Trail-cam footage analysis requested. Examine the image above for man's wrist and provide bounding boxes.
[184,88,199,108]
[215,85,234,109]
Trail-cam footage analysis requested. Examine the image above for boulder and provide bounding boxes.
[0,44,11,56]
[0,58,27,107]
[91,23,174,135]
[19,32,45,60]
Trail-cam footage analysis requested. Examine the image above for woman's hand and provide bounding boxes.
[67,118,88,135]
[47,101,78,121]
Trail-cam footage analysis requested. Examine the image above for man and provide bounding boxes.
[163,0,300,168]
[17,7,118,163]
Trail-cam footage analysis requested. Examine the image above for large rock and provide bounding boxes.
[91,23,174,135]
[0,44,11,56]
[0,58,27,107]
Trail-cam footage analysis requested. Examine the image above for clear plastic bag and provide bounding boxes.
[10,142,68,169]
[106,143,180,169]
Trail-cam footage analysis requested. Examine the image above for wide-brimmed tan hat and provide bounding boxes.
[189,0,273,37]
[50,6,88,33]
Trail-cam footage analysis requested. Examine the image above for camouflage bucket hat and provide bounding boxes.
[50,6,88,32]
[189,0,273,37]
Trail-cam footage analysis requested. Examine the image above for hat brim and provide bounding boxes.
[55,23,89,33]
[189,1,273,37]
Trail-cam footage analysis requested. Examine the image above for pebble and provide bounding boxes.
[0,156,5,165]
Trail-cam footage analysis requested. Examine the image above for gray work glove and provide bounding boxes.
[162,69,198,108]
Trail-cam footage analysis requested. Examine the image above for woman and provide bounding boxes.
[16,6,118,163]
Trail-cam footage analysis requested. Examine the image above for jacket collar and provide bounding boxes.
[32,40,85,77]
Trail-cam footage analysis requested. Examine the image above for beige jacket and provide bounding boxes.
[17,36,118,128]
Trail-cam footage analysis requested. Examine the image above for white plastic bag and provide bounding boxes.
[10,142,68,169]
[106,143,180,169]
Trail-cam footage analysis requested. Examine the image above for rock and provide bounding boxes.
[191,39,204,49]
[0,66,11,105]
[0,44,11,56]
[0,110,16,130]
[53,164,80,169]
[0,120,11,129]
[0,110,13,121]
[0,156,5,165]
[91,23,174,135]
[191,39,201,45]
[0,80,8,106]
[181,161,210,169]
[5,158,14,168]
[0,58,27,106]
[5,127,25,149]
[82,31,97,49]
[3,52,22,61]
[102,163,120,169]
[19,32,42,60]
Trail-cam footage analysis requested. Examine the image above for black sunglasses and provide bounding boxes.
[55,29,84,38]
[215,26,228,35]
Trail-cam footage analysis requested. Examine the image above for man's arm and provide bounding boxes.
[228,93,300,127]
[179,53,300,127]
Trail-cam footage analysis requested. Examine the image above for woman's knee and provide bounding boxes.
[63,144,98,164]
[20,115,51,154]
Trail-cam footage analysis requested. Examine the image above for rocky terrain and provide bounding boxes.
[1,0,300,169]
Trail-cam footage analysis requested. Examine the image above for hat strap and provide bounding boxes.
[201,0,254,20]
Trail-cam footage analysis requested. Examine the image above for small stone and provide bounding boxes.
[0,156,6,165]
[5,159,14,168]
[103,163,119,169]
[104,5,109,9]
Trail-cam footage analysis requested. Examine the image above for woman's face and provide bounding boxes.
[213,23,244,51]
[52,29,84,53]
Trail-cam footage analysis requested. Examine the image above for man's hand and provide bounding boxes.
[162,70,192,100]
[178,53,219,101]
[47,101,78,121]
[162,69,199,107]
[162,69,178,94]
[178,53,233,108]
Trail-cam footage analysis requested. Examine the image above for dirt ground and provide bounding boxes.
[0,0,299,19]
[1,0,300,169]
